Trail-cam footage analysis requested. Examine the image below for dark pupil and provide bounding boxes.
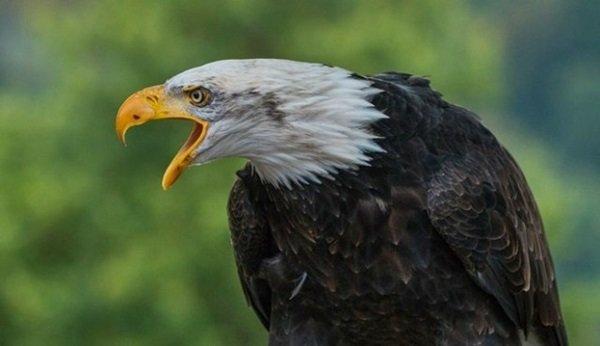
[193,91,202,101]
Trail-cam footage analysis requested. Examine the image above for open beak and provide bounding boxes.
[115,85,209,190]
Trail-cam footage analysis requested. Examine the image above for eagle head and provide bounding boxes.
[116,59,386,189]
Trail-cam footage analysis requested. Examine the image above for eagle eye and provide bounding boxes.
[188,87,212,107]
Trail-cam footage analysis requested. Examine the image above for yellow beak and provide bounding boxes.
[115,85,209,190]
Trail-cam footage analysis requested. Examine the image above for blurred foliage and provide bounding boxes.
[0,0,597,344]
[502,1,600,171]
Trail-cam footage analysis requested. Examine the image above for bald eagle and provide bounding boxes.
[116,59,567,345]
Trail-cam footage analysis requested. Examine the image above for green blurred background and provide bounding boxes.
[0,0,598,344]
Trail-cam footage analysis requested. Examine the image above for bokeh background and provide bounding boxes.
[1,0,598,344]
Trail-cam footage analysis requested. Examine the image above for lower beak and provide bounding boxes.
[115,85,209,190]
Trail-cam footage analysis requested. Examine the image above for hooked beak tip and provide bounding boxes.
[115,85,164,146]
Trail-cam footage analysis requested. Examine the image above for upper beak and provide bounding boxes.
[115,85,209,190]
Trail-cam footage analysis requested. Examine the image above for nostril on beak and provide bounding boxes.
[133,114,141,120]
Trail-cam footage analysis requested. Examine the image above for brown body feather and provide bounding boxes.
[228,73,567,345]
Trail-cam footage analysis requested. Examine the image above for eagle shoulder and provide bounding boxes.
[425,106,567,345]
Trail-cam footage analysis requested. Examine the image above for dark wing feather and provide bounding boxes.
[228,174,275,329]
[425,108,567,345]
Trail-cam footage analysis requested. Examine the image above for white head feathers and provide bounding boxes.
[165,59,387,188]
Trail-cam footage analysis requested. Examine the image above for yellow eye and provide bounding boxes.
[188,87,212,106]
